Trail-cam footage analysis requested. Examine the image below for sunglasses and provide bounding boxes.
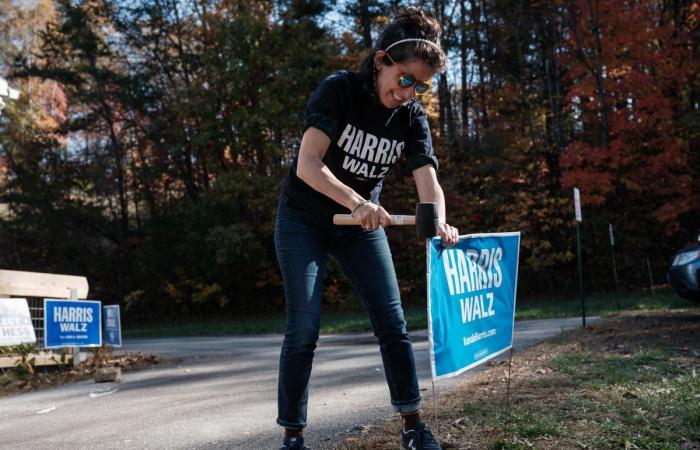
[385,54,433,96]
[398,74,432,95]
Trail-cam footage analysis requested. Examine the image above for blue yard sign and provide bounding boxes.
[427,232,520,380]
[102,305,122,347]
[44,299,102,348]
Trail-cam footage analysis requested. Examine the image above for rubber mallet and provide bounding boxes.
[333,202,439,239]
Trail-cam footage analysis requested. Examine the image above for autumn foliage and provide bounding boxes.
[560,0,698,233]
[0,0,697,320]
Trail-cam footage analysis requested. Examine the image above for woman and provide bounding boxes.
[275,7,458,450]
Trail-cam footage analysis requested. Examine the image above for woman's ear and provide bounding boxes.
[374,50,385,70]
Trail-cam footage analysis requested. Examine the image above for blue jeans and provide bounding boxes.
[275,198,421,429]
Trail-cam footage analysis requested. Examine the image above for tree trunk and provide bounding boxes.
[433,0,447,143]
[569,0,609,148]
[539,11,566,192]
[469,0,487,149]
[359,0,373,49]
[587,0,608,148]
[460,0,470,155]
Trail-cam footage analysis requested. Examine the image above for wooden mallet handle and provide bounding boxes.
[333,202,437,239]
[332,214,416,226]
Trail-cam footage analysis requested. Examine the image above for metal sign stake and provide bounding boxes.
[574,188,586,328]
[609,224,620,312]
[645,258,656,296]
[505,347,514,422]
[68,287,81,367]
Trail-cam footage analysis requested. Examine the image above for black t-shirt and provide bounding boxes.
[282,70,438,223]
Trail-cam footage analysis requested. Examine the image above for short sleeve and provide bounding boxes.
[403,103,439,172]
[300,72,348,142]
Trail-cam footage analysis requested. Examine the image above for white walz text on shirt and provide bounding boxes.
[336,123,404,179]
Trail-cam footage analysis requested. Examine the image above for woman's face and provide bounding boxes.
[374,51,435,109]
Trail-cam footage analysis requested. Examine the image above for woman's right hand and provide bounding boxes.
[353,202,392,231]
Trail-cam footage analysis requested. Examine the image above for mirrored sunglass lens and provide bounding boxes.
[415,83,430,94]
[399,75,415,88]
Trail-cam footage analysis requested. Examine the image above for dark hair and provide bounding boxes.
[358,7,446,78]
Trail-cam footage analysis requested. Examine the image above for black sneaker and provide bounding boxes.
[279,436,309,450]
[401,422,441,450]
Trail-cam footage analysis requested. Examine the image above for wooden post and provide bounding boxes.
[0,270,89,367]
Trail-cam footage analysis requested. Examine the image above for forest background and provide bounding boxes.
[0,0,697,322]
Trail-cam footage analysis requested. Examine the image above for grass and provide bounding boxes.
[460,402,564,439]
[514,287,692,320]
[123,287,695,337]
[549,348,684,385]
[124,316,286,337]
[0,374,13,389]
[477,315,700,449]
[123,308,429,337]
[334,308,700,450]
[538,350,699,448]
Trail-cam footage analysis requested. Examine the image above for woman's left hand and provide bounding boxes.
[437,222,459,247]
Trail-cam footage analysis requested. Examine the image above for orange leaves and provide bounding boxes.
[558,0,698,237]
[560,142,609,170]
[36,80,69,129]
[560,142,613,206]
[607,63,632,80]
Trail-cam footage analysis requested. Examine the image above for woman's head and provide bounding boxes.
[359,7,446,108]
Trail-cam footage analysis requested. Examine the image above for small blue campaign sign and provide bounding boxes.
[428,232,521,380]
[44,299,102,348]
[102,305,122,347]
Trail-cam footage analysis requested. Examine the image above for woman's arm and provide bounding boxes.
[296,127,391,229]
[412,164,459,246]
[296,127,363,210]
